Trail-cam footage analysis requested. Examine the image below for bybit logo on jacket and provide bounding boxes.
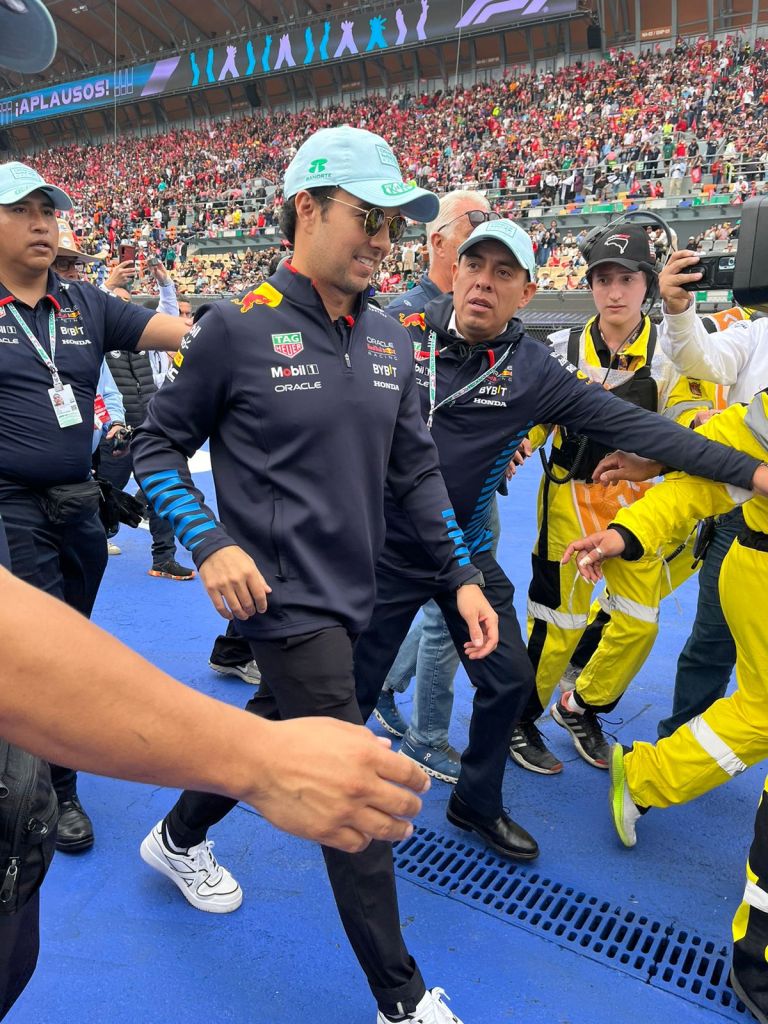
[272,331,304,359]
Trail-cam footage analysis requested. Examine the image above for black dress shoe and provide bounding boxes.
[55,795,94,853]
[446,791,539,861]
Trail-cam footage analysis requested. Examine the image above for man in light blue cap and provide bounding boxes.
[0,159,187,857]
[282,123,438,223]
[354,212,761,875]
[133,126,497,1024]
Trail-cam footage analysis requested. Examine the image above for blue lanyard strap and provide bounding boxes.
[426,328,513,430]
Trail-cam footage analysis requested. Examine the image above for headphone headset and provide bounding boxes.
[579,210,676,310]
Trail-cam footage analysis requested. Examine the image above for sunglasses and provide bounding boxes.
[327,196,407,243]
[436,210,501,234]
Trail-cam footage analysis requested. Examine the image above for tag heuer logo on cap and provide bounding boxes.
[376,145,399,170]
[271,331,304,359]
[381,181,415,197]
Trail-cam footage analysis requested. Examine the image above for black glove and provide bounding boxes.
[97,479,147,536]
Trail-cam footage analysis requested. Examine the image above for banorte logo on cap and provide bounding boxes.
[305,156,332,184]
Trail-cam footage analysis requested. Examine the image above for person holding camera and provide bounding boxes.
[651,250,768,740]
[510,222,717,776]
[0,161,187,854]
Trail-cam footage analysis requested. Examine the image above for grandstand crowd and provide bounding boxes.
[27,33,767,297]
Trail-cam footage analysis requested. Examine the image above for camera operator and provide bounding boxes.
[653,249,768,740]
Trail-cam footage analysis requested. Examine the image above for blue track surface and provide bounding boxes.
[7,457,763,1024]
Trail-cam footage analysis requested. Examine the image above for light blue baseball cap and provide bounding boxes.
[283,125,438,223]
[0,161,72,210]
[458,218,537,281]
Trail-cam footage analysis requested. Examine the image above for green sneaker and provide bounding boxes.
[609,743,641,848]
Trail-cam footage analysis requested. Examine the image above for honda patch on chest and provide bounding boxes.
[271,332,304,359]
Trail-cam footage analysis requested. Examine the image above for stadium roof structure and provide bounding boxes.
[0,0,760,151]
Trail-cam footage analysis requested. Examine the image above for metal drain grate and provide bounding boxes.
[394,827,751,1021]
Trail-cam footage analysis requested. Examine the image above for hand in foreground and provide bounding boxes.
[591,450,664,486]
[250,719,430,853]
[562,528,626,583]
[457,583,498,659]
[199,545,272,620]
[105,259,136,290]
[659,249,700,315]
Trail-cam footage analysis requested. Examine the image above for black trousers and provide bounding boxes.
[166,626,425,1017]
[96,442,176,566]
[0,892,39,1022]
[354,550,536,819]
[209,620,253,668]
[0,483,108,802]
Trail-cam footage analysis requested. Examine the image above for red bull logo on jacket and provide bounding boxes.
[399,311,426,330]
[234,282,284,313]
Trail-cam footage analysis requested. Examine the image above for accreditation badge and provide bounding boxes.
[48,383,83,428]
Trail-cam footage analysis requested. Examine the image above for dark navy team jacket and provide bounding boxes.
[0,273,153,486]
[378,293,761,575]
[131,264,479,640]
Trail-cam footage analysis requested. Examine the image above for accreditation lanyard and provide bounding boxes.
[426,328,513,430]
[7,303,61,387]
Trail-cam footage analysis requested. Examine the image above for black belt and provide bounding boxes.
[738,526,768,552]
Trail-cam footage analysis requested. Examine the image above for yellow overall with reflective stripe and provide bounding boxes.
[527,315,712,715]
[611,394,768,807]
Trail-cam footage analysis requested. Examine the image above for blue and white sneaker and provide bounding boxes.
[373,689,409,738]
[399,734,461,784]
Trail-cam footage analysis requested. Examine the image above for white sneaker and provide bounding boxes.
[377,988,464,1023]
[139,821,243,913]
[208,659,261,685]
[107,542,121,555]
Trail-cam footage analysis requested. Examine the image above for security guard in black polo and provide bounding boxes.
[0,161,186,852]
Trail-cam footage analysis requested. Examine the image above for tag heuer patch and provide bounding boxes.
[271,331,304,359]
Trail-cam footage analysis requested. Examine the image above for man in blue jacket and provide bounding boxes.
[132,126,496,1024]
[352,218,768,866]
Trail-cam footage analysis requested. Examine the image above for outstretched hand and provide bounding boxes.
[247,719,430,852]
[562,528,626,583]
[591,450,664,486]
